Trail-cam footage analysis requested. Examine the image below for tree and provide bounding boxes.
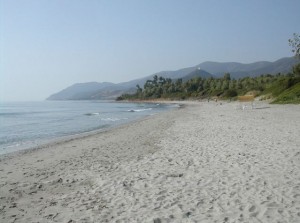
[224,89,238,98]
[153,75,158,85]
[223,73,231,81]
[293,63,300,76]
[158,76,166,85]
[136,84,142,96]
[289,33,300,59]
[289,33,300,77]
[175,79,183,91]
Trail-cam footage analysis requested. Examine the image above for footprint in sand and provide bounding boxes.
[249,205,256,212]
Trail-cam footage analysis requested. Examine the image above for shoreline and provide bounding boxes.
[0,102,179,159]
[0,101,179,158]
[0,101,299,222]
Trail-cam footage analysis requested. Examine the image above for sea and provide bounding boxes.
[0,100,176,155]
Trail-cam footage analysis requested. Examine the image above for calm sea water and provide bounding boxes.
[0,100,176,155]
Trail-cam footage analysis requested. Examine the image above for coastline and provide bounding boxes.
[0,101,177,158]
[1,116,170,161]
[0,101,299,222]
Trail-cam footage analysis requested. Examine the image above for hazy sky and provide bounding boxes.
[1,0,299,101]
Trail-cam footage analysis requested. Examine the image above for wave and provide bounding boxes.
[0,111,46,116]
[127,108,153,112]
[0,112,20,116]
[85,112,100,116]
[101,117,128,122]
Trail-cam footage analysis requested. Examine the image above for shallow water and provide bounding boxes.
[0,100,175,154]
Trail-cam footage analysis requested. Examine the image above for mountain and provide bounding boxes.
[198,61,271,76]
[47,82,117,100]
[181,68,213,81]
[247,57,298,77]
[198,57,298,79]
[116,66,199,89]
[47,57,298,100]
[47,67,208,100]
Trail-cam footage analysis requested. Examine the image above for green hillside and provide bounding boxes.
[272,82,300,104]
[118,63,300,104]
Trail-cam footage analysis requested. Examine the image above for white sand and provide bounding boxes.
[0,101,300,223]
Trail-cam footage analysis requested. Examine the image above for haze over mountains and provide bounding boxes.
[47,57,298,100]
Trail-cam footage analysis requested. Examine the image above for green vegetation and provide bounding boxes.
[117,72,300,104]
[272,82,300,104]
[117,34,300,104]
[289,33,300,59]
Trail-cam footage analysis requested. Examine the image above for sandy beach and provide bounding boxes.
[0,101,299,223]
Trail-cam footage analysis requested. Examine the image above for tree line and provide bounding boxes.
[117,33,300,103]
[117,69,300,102]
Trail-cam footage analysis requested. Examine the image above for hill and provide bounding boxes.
[272,82,300,104]
[47,57,298,100]
[47,68,211,100]
[181,68,213,81]
[198,57,298,79]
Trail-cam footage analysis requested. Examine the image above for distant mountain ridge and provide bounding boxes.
[198,57,298,78]
[181,68,212,81]
[47,57,298,100]
[47,82,116,100]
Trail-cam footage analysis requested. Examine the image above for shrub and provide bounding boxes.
[224,89,238,98]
